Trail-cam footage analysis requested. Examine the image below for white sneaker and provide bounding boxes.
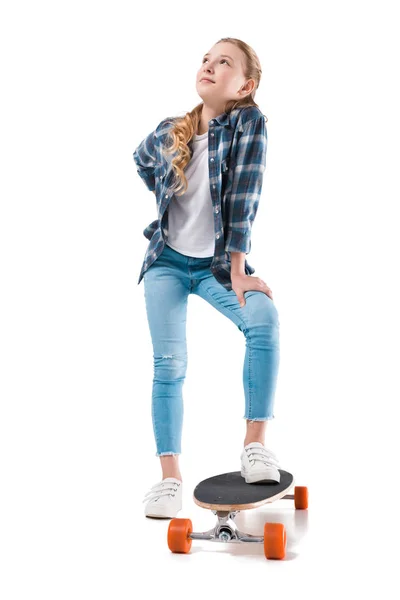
[143,477,183,518]
[240,442,281,484]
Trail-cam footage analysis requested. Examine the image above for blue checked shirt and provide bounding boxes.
[133,105,268,291]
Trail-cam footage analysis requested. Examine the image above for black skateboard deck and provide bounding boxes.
[193,469,294,511]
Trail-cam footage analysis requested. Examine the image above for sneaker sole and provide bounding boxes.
[144,502,182,519]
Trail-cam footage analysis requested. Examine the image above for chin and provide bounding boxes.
[197,87,214,98]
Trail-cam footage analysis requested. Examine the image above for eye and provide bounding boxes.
[202,58,230,65]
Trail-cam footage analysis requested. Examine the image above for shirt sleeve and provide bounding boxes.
[132,129,158,192]
[224,114,268,254]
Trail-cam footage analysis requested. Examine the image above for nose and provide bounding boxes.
[201,67,214,79]
[201,62,214,73]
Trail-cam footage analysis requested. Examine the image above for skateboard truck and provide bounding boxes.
[190,492,296,545]
[193,509,263,543]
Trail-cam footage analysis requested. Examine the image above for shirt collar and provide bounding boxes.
[209,107,241,128]
[210,111,230,127]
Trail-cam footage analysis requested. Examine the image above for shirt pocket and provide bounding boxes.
[221,157,230,173]
[221,157,232,196]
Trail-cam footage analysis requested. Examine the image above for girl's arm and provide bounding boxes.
[231,251,246,275]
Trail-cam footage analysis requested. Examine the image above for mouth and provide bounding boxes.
[200,78,215,84]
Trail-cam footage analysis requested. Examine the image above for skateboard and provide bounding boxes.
[167,470,308,560]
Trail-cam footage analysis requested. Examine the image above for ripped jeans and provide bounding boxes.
[143,243,280,457]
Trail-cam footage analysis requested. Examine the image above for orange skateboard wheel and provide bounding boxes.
[294,486,308,509]
[167,518,193,553]
[263,522,286,560]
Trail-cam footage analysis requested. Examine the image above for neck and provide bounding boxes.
[198,103,225,135]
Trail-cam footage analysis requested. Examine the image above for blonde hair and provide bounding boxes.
[161,37,267,196]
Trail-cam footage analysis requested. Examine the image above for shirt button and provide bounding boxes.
[213,184,216,188]
[216,233,220,239]
[210,120,215,124]
[211,132,214,136]
[165,194,169,198]
[214,207,219,213]
[210,157,214,162]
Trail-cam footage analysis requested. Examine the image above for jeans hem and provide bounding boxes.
[243,415,275,421]
[156,452,181,457]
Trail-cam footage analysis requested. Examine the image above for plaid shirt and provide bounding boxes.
[133,105,268,291]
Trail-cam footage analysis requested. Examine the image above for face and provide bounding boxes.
[195,42,254,107]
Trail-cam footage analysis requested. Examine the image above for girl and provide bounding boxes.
[133,38,281,518]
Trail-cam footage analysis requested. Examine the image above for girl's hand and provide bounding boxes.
[231,273,273,308]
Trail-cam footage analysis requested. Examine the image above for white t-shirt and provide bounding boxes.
[164,130,215,257]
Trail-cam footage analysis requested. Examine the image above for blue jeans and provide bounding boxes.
[143,243,280,457]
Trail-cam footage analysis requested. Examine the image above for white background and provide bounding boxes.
[1,0,399,597]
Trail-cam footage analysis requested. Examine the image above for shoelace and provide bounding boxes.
[245,445,280,468]
[142,481,181,503]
